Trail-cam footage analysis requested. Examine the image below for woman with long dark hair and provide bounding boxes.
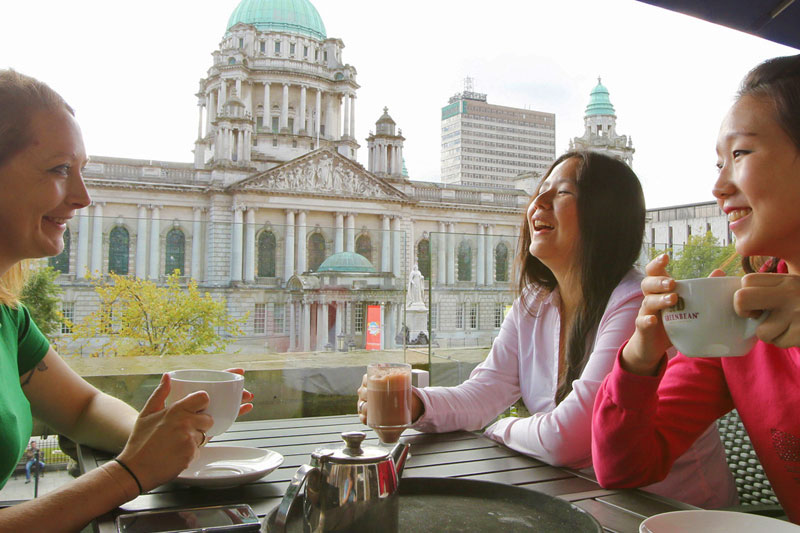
[359,150,736,507]
[593,54,800,522]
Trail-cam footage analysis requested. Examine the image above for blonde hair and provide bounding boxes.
[0,69,72,306]
[0,261,29,307]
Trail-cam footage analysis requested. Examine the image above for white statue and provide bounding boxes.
[407,263,425,308]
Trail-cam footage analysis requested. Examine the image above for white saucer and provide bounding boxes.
[176,445,284,489]
[640,510,799,533]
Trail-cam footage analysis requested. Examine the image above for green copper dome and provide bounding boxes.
[317,252,375,273]
[585,77,616,117]
[227,0,327,40]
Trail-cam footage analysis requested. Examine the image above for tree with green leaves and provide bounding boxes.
[71,271,246,356]
[20,266,63,337]
[651,232,741,280]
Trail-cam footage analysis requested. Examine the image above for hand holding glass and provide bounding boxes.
[366,363,412,444]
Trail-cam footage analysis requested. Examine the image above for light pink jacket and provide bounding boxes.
[414,269,737,508]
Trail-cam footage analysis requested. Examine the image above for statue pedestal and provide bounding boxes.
[405,304,428,345]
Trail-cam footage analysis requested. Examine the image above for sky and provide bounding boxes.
[1,0,796,208]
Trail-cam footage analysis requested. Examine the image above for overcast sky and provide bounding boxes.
[2,0,795,208]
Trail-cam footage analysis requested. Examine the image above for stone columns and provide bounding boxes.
[302,301,311,352]
[191,208,202,280]
[230,206,243,282]
[235,78,242,98]
[391,217,401,277]
[244,208,255,282]
[349,95,356,138]
[284,210,295,282]
[299,85,307,135]
[437,221,446,285]
[326,94,334,139]
[197,100,204,139]
[334,212,344,254]
[446,222,455,285]
[90,203,103,275]
[207,92,215,133]
[485,225,494,284]
[149,207,161,280]
[321,303,329,348]
[345,213,355,253]
[136,205,148,278]
[336,94,342,140]
[381,215,391,272]
[335,301,342,340]
[236,131,244,162]
[316,302,325,349]
[263,82,271,127]
[289,302,296,351]
[218,82,226,115]
[281,83,289,132]
[342,94,350,138]
[477,224,485,286]
[315,89,321,139]
[296,211,307,274]
[76,213,89,278]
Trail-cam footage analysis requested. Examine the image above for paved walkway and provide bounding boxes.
[1,469,74,502]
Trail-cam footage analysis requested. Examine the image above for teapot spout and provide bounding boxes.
[391,441,410,478]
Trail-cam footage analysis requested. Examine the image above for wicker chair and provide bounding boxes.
[717,410,784,516]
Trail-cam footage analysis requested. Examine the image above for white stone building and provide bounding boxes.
[440,89,556,189]
[51,0,527,353]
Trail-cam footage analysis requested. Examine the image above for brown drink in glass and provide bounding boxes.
[367,363,412,444]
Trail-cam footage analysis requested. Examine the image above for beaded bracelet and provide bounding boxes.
[113,458,144,495]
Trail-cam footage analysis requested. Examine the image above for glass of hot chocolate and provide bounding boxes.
[366,362,412,444]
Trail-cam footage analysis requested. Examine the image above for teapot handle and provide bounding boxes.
[271,464,315,532]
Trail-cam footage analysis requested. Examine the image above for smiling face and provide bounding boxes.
[0,107,91,273]
[526,157,581,278]
[714,94,800,271]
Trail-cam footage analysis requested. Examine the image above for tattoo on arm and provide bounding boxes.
[21,360,49,387]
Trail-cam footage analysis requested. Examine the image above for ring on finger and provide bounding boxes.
[197,429,208,448]
[358,400,365,414]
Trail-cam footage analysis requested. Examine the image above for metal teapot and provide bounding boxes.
[272,431,410,533]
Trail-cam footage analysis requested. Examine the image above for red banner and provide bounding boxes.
[366,305,381,350]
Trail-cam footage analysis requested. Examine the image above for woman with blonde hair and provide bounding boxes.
[0,69,252,532]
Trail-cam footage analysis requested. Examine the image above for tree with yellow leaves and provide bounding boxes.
[71,271,246,356]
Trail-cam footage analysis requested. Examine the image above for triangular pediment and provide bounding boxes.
[228,148,407,202]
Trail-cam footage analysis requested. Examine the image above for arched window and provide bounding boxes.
[49,228,70,273]
[165,228,185,276]
[257,231,276,277]
[495,242,509,282]
[108,227,130,275]
[457,241,472,281]
[356,234,372,263]
[416,239,430,280]
[308,233,326,272]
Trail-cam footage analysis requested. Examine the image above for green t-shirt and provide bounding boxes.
[0,304,50,489]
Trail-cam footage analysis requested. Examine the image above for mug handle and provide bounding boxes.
[271,464,315,532]
[744,311,770,338]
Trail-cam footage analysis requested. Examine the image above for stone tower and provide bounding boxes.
[193,0,360,176]
[366,107,406,178]
[570,78,635,166]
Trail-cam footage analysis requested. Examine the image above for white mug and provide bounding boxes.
[662,277,768,357]
[165,369,244,437]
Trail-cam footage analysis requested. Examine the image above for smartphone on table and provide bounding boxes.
[115,503,260,533]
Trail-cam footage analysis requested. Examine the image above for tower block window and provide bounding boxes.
[274,41,281,54]
[260,41,266,53]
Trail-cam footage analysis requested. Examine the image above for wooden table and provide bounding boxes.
[79,414,696,532]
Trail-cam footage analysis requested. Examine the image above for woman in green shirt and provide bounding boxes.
[0,69,253,532]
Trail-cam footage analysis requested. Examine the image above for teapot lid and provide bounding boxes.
[312,431,390,464]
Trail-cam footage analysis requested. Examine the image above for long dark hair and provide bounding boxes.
[737,54,800,273]
[514,151,645,403]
